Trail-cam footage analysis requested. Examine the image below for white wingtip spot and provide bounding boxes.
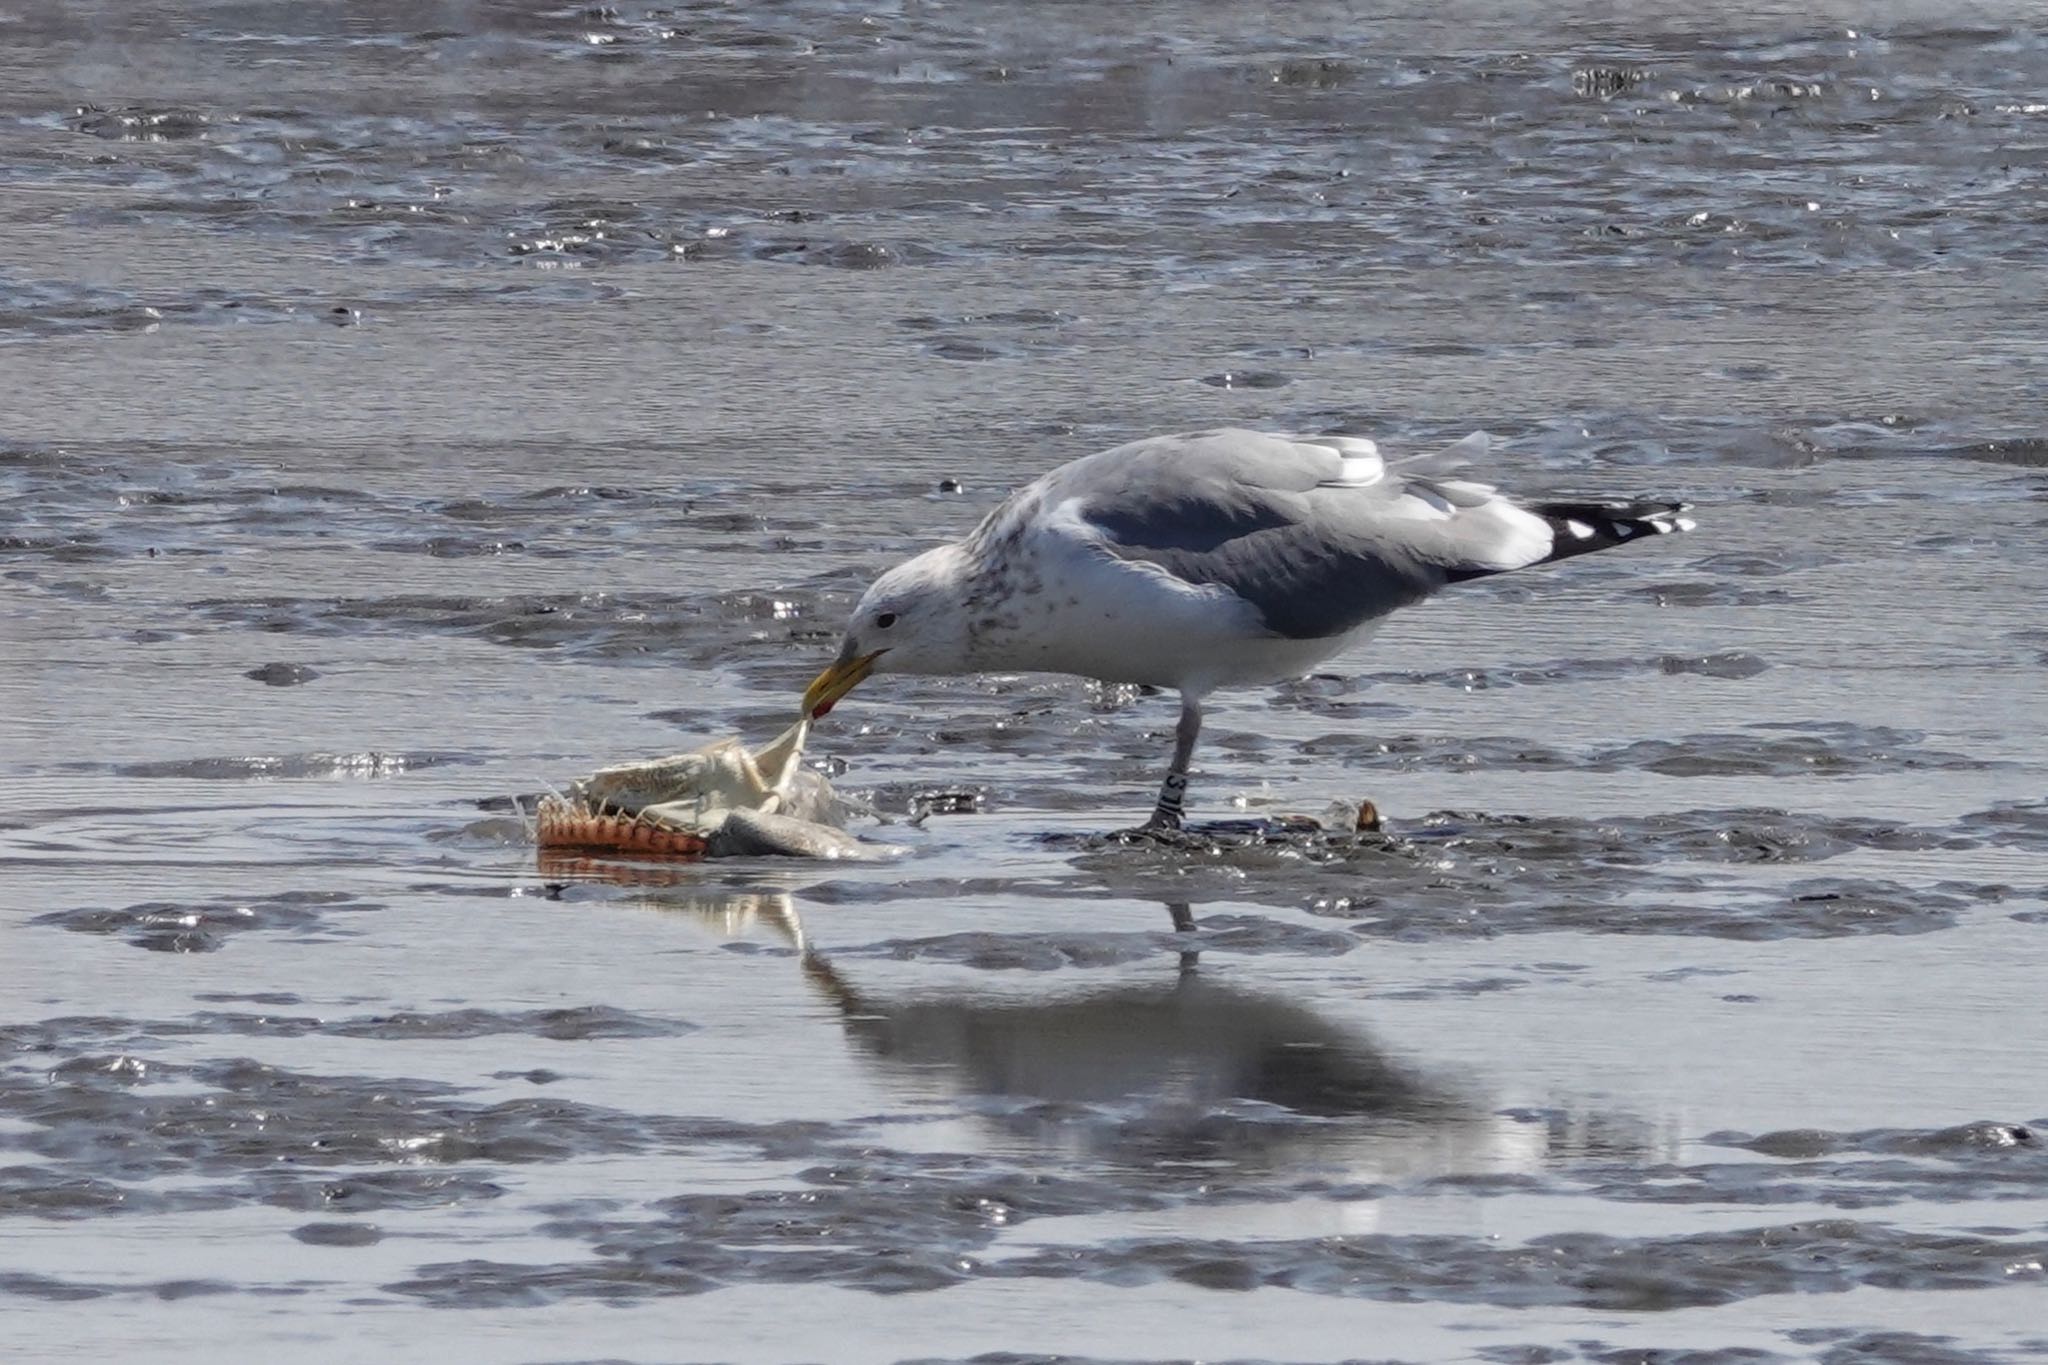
[1612,522,1637,538]
[1674,516,1697,532]
[1566,519,1594,540]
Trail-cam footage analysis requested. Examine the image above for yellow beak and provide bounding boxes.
[803,648,886,718]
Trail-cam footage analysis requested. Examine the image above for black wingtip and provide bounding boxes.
[1529,498,1694,564]
[1440,497,1692,586]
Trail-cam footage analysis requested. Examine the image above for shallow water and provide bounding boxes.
[5,3,2048,1362]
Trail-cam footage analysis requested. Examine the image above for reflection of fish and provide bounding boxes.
[639,888,812,948]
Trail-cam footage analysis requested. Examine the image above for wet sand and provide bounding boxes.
[4,3,2047,1361]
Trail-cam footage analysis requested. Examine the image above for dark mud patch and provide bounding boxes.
[386,1211,2048,1309]
[191,1004,695,1042]
[0,1021,861,1217]
[1101,804,1949,866]
[386,1155,1264,1304]
[1360,649,1770,692]
[112,750,475,781]
[840,930,1183,972]
[1028,807,1989,941]
[1629,582,1799,608]
[66,105,209,140]
[1956,802,2048,853]
[1403,808,1957,865]
[982,1220,2048,1308]
[33,891,379,953]
[1199,369,1292,390]
[0,1165,224,1220]
[187,587,846,674]
[388,1155,1214,1304]
[0,276,384,346]
[1713,1121,2042,1162]
[1514,1118,2048,1213]
[1594,723,1995,778]
[1945,438,2048,469]
[1816,1334,2033,1365]
[1287,723,1997,779]
[1346,874,1984,943]
[839,915,1355,971]
[244,661,319,686]
[0,1270,248,1303]
[291,1221,385,1247]
[261,1170,513,1216]
[899,309,1078,364]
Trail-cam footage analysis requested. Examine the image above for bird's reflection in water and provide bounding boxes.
[807,934,1547,1178]
[630,886,1649,1177]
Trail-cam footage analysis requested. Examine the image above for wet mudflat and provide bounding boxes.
[5,2,2048,1361]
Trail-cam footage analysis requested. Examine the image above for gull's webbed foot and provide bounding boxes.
[1107,820,1210,849]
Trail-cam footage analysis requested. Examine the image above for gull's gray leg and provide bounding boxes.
[1167,901,1200,974]
[1145,693,1204,830]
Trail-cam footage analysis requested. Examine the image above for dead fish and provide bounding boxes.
[532,716,894,861]
[707,810,905,861]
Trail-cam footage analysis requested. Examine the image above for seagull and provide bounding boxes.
[803,427,1692,831]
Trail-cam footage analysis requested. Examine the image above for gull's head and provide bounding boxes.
[803,545,972,718]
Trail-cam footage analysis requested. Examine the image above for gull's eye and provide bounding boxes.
[875,612,899,629]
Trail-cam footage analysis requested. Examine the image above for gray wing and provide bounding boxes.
[1044,428,1557,640]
